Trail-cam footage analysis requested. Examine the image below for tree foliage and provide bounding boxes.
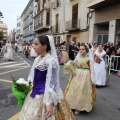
[0,31,3,40]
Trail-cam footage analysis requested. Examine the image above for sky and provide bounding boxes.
[0,0,29,33]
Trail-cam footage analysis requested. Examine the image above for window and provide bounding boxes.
[116,20,120,34]
[54,37,56,44]
[97,34,108,44]
[57,0,59,7]
[56,14,59,33]
[72,4,78,28]
[58,36,60,44]
[43,0,46,8]
[46,12,50,25]
[41,13,43,24]
[72,37,77,44]
[97,35,102,43]
[17,23,20,27]
[37,1,40,13]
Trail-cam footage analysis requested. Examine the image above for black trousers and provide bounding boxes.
[15,47,17,53]
[25,51,29,58]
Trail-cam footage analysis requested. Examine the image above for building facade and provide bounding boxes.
[51,0,65,45]
[65,0,89,45]
[33,0,89,45]
[34,0,51,36]
[16,16,23,43]
[21,0,36,43]
[0,21,8,42]
[87,0,120,44]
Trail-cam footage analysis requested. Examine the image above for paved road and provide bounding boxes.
[0,52,120,120]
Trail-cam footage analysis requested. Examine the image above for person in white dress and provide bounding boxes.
[91,43,98,54]
[4,41,14,61]
[94,44,108,86]
[18,44,23,53]
[30,44,37,58]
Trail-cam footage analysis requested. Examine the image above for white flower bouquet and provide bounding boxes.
[12,78,30,107]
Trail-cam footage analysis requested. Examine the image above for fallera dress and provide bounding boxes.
[65,54,96,112]
[59,45,69,64]
[30,46,37,58]
[94,49,109,86]
[4,43,14,60]
[19,53,75,120]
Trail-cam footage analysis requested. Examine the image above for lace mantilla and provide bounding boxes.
[28,54,63,106]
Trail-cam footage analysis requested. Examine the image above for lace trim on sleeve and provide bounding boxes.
[43,58,63,106]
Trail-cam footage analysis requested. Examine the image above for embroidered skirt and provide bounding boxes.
[19,91,75,120]
[65,68,96,112]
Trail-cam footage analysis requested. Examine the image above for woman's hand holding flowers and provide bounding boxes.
[94,55,101,64]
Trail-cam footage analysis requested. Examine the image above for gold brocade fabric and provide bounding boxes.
[65,55,96,112]
[19,90,75,120]
[54,99,75,120]
[64,76,73,97]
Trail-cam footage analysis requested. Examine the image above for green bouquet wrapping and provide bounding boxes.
[12,78,30,107]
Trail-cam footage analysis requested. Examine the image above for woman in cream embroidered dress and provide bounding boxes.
[19,35,75,120]
[65,44,96,114]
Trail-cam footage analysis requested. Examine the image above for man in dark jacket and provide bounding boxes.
[69,42,74,60]
[109,42,115,55]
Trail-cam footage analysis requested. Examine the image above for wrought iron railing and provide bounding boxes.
[65,19,80,31]
[52,25,60,34]
[52,0,60,9]
[34,22,43,30]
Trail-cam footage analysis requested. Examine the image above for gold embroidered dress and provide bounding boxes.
[19,54,75,120]
[65,55,96,112]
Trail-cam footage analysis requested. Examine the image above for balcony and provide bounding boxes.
[23,32,27,37]
[23,11,29,22]
[29,8,33,14]
[29,17,33,24]
[25,21,29,28]
[23,15,26,22]
[65,20,80,31]
[43,2,49,9]
[23,30,34,37]
[34,10,50,32]
[36,2,50,16]
[29,30,34,35]
[52,25,60,34]
[87,0,120,9]
[52,0,60,9]
[34,21,50,32]
[34,22,43,30]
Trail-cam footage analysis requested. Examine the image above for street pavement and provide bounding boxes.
[0,52,120,120]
